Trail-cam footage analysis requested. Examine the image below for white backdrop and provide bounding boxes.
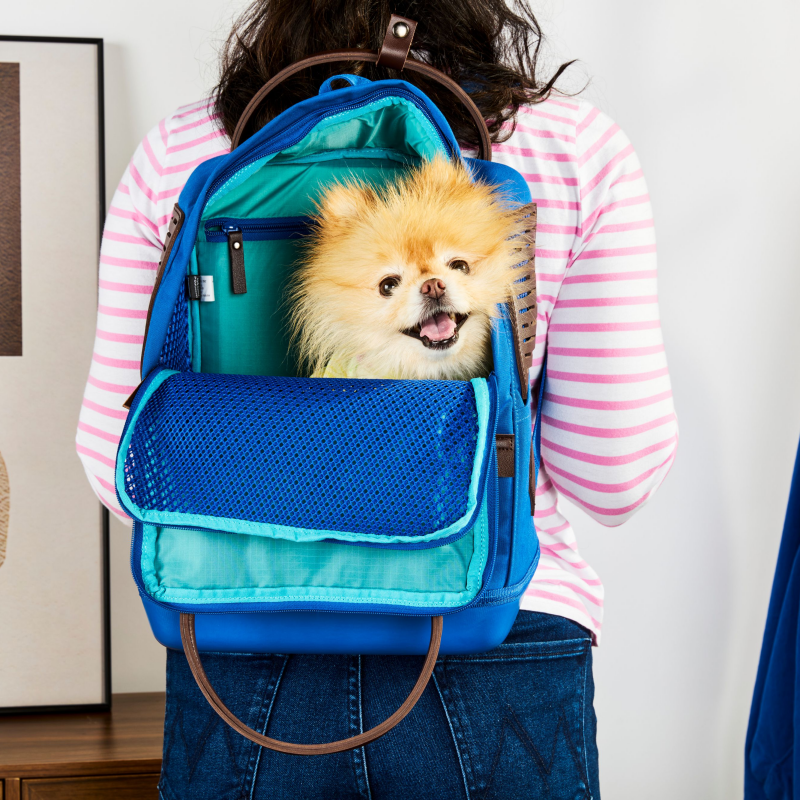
[6,1,800,796]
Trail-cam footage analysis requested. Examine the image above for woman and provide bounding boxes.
[77,2,677,797]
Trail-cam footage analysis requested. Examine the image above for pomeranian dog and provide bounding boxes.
[290,156,528,381]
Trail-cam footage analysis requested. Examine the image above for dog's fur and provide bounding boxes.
[290,156,528,380]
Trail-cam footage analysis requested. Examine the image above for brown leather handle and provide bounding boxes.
[230,49,492,161]
[179,612,444,755]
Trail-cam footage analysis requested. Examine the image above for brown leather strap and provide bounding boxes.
[376,14,417,70]
[496,434,515,478]
[227,230,247,294]
[509,203,538,401]
[230,50,492,161]
[179,613,443,755]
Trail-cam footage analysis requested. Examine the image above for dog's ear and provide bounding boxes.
[318,182,378,225]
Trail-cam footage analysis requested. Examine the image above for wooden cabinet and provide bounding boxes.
[0,694,164,800]
[20,776,161,799]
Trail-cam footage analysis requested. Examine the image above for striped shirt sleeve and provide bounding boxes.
[76,120,170,521]
[541,107,678,526]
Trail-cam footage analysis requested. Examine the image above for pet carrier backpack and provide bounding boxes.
[116,15,542,755]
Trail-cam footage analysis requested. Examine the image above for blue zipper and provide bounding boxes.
[205,217,314,292]
[204,216,314,243]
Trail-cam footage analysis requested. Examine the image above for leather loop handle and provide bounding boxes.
[179,613,444,755]
[230,49,492,161]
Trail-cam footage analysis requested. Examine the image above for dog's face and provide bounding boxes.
[292,157,527,380]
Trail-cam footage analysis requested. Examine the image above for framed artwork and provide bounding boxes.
[0,36,110,713]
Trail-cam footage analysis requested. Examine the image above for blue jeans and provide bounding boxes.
[159,611,599,800]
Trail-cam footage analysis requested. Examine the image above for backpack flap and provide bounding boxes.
[116,368,499,616]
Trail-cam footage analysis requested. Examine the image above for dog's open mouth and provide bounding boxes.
[402,311,469,350]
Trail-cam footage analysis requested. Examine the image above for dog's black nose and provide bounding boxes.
[420,278,446,300]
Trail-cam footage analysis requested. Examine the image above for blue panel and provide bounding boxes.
[141,593,520,655]
[465,158,532,206]
[508,361,546,585]
[142,155,220,377]
[465,163,539,590]
[119,369,495,545]
[158,281,191,372]
[128,482,498,617]
[488,309,523,589]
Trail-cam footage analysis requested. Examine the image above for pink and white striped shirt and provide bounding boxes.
[76,95,677,643]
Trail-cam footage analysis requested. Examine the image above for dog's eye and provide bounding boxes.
[449,259,470,274]
[379,276,401,297]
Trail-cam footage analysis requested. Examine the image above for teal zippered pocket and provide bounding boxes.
[200,215,314,300]
[193,216,315,375]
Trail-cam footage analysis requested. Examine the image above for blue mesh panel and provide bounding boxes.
[159,287,190,371]
[122,374,480,537]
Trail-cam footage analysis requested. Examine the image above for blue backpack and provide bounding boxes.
[116,21,542,755]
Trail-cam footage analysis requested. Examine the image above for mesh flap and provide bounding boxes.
[117,370,495,545]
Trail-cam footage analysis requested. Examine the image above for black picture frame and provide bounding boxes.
[0,35,110,716]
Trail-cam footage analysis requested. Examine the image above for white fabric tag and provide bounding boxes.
[200,275,215,302]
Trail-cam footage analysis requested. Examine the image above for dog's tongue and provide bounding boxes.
[420,312,456,342]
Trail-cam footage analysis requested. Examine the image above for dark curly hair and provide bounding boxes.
[214,0,575,149]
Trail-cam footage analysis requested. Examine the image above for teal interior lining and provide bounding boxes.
[204,98,445,213]
[194,100,448,378]
[196,236,307,376]
[140,497,489,607]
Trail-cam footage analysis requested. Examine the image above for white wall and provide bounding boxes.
[6,2,800,796]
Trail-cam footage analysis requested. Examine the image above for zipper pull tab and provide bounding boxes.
[225,226,247,294]
[186,274,202,300]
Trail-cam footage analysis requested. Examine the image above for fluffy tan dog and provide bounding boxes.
[290,156,528,381]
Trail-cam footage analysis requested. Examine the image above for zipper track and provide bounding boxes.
[204,216,313,242]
